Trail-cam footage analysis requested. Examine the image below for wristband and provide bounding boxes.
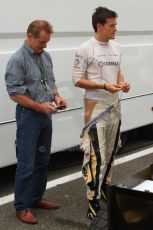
[104,83,107,91]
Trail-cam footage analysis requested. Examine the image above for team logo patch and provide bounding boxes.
[73,58,80,69]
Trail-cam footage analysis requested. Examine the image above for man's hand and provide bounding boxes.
[39,102,58,114]
[54,95,67,109]
[118,82,131,93]
[106,83,122,93]
[122,82,130,93]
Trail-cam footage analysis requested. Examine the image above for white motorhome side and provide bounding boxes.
[0,0,153,167]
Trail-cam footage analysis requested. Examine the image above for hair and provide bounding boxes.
[27,20,53,38]
[92,7,118,32]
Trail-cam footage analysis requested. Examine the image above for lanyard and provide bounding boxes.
[35,54,50,91]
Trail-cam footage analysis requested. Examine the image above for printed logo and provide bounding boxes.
[98,61,119,66]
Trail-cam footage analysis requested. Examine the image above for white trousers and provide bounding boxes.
[81,99,121,200]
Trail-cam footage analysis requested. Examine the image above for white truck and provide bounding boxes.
[0,0,153,167]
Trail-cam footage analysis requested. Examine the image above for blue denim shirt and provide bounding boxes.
[5,41,55,103]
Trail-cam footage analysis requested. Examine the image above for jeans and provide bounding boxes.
[14,104,52,212]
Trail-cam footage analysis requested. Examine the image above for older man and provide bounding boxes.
[5,20,67,224]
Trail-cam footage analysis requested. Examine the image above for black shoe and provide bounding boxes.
[87,199,101,220]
